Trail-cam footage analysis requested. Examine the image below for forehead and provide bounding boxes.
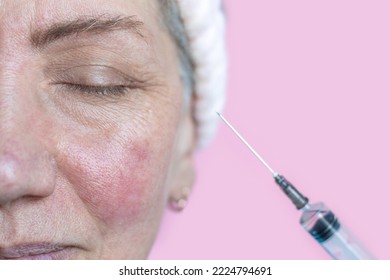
[0,0,161,38]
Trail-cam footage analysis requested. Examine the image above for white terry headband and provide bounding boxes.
[176,0,228,149]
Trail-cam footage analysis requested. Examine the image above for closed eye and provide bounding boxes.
[56,83,130,96]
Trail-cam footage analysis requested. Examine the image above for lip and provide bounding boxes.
[0,243,76,260]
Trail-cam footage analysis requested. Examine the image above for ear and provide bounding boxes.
[168,109,196,211]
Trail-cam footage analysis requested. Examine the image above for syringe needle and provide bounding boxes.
[217,112,309,209]
[217,112,277,176]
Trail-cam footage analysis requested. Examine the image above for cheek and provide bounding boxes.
[58,136,162,228]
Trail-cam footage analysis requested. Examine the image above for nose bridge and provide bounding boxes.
[0,54,37,148]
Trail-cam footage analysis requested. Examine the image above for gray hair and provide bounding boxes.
[159,0,194,106]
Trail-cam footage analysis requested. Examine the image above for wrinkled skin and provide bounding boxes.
[0,0,195,259]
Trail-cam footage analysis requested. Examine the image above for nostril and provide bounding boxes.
[0,183,20,204]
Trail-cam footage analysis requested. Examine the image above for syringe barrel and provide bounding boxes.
[300,202,375,260]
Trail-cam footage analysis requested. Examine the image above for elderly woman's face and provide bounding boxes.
[0,0,195,259]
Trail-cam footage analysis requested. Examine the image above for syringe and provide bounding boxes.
[217,113,375,260]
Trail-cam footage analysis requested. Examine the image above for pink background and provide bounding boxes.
[150,0,390,259]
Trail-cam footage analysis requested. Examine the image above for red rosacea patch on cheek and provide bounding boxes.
[59,138,155,229]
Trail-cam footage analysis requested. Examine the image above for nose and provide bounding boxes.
[0,33,57,207]
[0,146,56,205]
[0,87,56,206]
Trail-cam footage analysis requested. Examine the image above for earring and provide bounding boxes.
[169,197,188,212]
[169,186,191,212]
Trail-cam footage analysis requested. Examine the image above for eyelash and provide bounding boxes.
[58,83,130,96]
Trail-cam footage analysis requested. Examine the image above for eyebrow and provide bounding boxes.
[31,15,145,49]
